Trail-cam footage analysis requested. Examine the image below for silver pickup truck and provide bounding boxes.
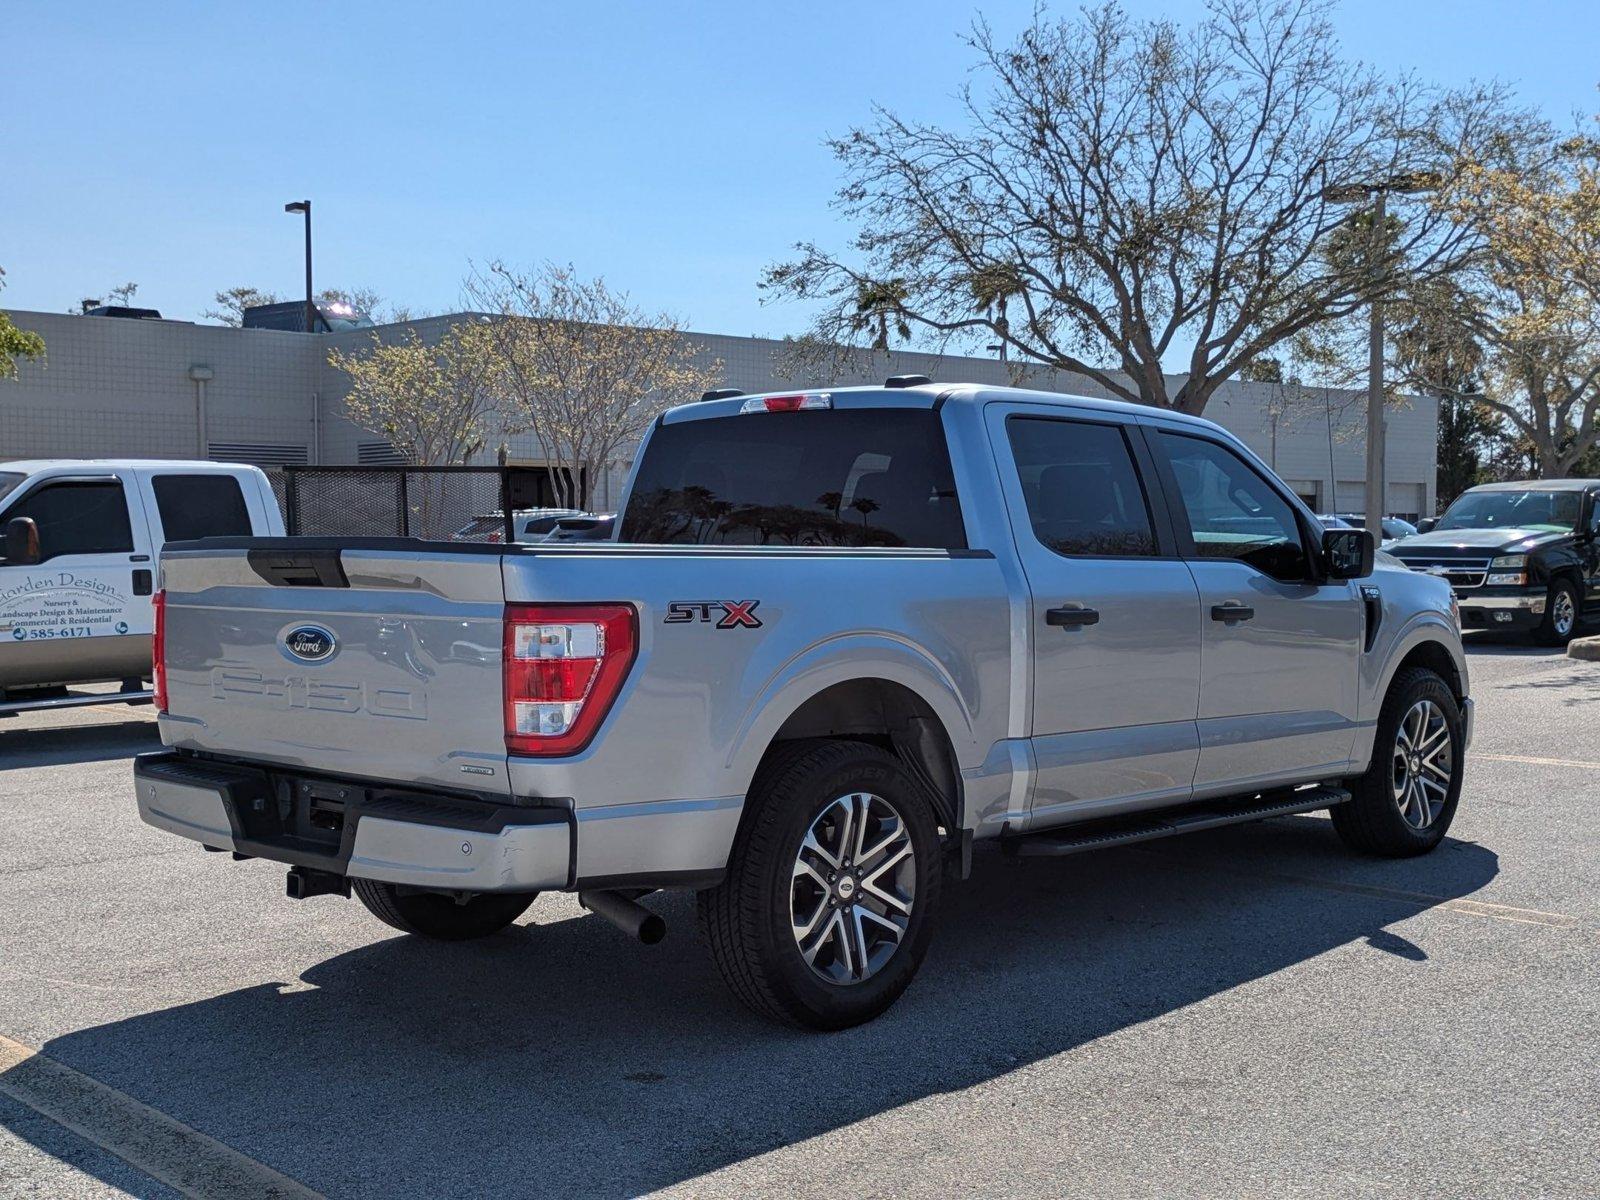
[134,382,1472,1029]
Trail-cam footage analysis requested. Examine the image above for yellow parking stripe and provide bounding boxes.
[1474,752,1600,771]
[0,1032,322,1200]
[1134,850,1580,929]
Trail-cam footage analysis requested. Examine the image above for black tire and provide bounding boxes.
[1533,577,1581,646]
[1332,667,1463,857]
[352,879,536,940]
[697,740,943,1030]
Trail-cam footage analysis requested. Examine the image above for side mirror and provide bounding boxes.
[1323,527,1374,580]
[3,517,41,566]
[1415,517,1438,534]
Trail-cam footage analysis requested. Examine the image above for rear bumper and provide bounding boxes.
[133,752,571,892]
[133,751,738,892]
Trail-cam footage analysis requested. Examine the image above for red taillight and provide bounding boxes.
[740,393,833,413]
[151,590,168,713]
[503,604,636,756]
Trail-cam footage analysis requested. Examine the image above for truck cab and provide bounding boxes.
[0,459,283,713]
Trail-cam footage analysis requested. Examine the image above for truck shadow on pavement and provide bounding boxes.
[4,815,1498,1199]
[0,720,160,769]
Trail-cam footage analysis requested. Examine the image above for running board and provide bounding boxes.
[0,688,154,717]
[1004,785,1352,858]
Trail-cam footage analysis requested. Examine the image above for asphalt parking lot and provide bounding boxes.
[1,641,1597,1200]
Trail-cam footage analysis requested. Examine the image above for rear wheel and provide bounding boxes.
[1533,578,1580,646]
[352,879,536,940]
[698,740,943,1030]
[1332,667,1463,856]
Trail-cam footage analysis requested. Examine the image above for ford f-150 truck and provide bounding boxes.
[1391,478,1600,644]
[134,382,1472,1028]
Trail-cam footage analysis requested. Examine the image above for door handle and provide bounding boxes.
[1047,605,1100,628]
[1211,602,1254,622]
[132,569,153,596]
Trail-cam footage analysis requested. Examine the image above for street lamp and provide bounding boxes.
[1322,173,1439,530]
[284,200,314,333]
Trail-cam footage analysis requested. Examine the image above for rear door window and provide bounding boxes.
[1006,417,1157,557]
[621,409,966,548]
[150,475,253,542]
[3,480,134,561]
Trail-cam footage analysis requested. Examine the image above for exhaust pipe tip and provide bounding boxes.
[579,889,665,944]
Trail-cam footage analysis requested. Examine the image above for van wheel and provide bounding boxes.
[1533,579,1580,645]
[697,740,943,1030]
[1332,667,1463,857]
[352,879,536,940]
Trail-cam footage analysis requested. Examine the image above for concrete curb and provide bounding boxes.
[1567,636,1600,662]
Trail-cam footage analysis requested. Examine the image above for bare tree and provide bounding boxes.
[764,0,1518,414]
[327,321,508,465]
[205,286,283,326]
[466,263,723,509]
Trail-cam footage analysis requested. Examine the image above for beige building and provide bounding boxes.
[0,308,1436,519]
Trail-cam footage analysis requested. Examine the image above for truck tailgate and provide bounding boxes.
[158,543,513,796]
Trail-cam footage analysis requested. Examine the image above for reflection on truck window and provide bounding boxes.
[0,472,24,507]
[1,480,134,561]
[1006,417,1157,557]
[151,475,252,542]
[621,410,967,548]
[1436,489,1581,533]
[1156,432,1309,581]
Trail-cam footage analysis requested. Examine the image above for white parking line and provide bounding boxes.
[0,1032,322,1200]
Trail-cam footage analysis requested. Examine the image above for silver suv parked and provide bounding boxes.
[133,383,1471,1028]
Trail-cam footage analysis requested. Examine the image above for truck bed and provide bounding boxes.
[156,537,1013,829]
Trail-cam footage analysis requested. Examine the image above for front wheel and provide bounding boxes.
[698,740,943,1030]
[1332,667,1463,857]
[1533,578,1580,646]
[352,879,537,940]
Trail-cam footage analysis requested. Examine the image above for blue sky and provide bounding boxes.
[4,1,1596,337]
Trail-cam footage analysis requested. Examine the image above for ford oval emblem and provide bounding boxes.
[284,624,337,662]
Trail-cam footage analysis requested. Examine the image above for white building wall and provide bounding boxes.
[1,309,1436,519]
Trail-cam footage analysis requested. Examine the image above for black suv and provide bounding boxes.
[1391,479,1600,644]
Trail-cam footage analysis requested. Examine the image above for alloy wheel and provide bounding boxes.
[1391,699,1453,830]
[1553,588,1576,636]
[791,792,916,985]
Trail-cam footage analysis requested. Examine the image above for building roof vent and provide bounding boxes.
[82,305,163,320]
[884,374,932,388]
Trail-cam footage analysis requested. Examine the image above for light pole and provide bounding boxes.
[1322,175,1437,529]
[284,200,314,333]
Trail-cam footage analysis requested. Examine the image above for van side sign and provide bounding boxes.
[664,601,762,629]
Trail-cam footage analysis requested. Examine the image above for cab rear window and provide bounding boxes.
[620,409,966,548]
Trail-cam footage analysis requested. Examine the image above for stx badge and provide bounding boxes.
[665,601,763,629]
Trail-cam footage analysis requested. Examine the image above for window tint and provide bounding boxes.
[0,472,25,506]
[1156,432,1309,580]
[4,480,133,560]
[1006,418,1156,556]
[621,409,966,548]
[151,475,253,542]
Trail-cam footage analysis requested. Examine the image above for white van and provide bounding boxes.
[0,460,283,715]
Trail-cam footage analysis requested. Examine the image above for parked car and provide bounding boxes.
[1391,478,1600,643]
[133,383,1470,1028]
[0,459,283,715]
[451,508,582,543]
[541,512,616,542]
